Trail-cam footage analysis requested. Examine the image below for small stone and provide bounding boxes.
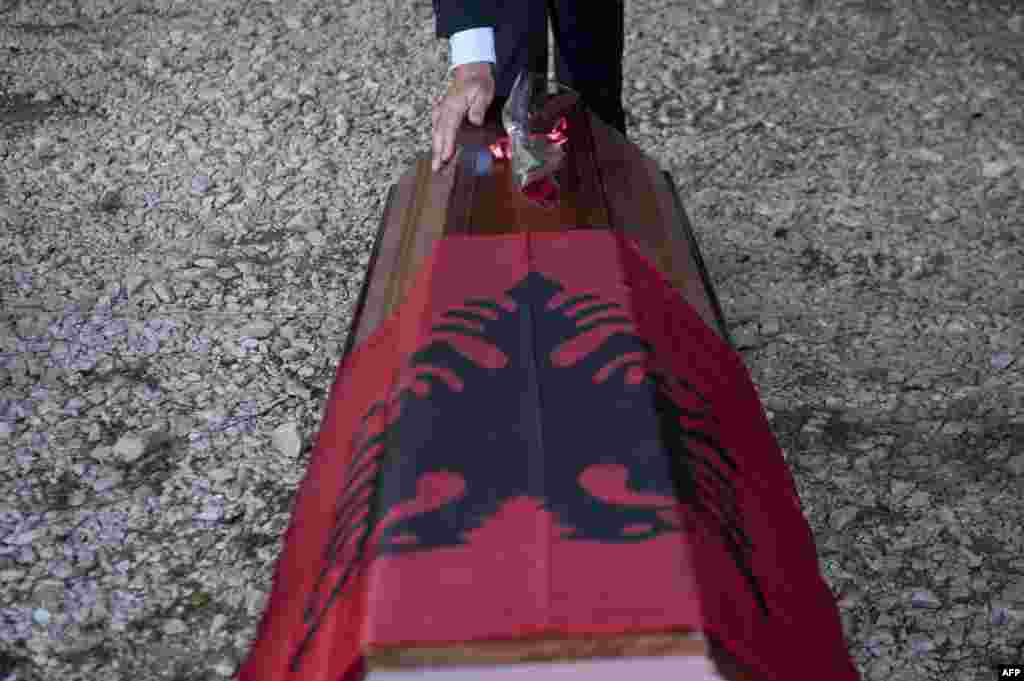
[236,113,260,130]
[335,114,350,138]
[87,423,102,442]
[271,422,302,458]
[272,82,295,100]
[245,586,267,616]
[1006,454,1024,476]
[759,199,797,220]
[891,480,913,498]
[393,103,416,119]
[198,87,221,103]
[33,581,63,612]
[213,658,236,677]
[305,230,326,246]
[911,148,944,163]
[287,210,321,231]
[152,281,175,303]
[731,324,757,348]
[1008,14,1022,33]
[0,205,20,225]
[194,258,219,269]
[97,190,123,213]
[33,134,55,155]
[982,159,1014,178]
[760,318,780,336]
[209,467,235,483]
[928,204,958,223]
[905,490,930,508]
[32,609,51,626]
[1004,577,1024,604]
[125,274,146,295]
[910,589,942,609]
[133,485,158,505]
[240,319,275,339]
[215,267,241,280]
[829,506,859,530]
[163,618,188,635]
[93,472,123,493]
[113,434,147,463]
[209,613,227,636]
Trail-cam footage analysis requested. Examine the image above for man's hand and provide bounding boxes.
[432,62,495,172]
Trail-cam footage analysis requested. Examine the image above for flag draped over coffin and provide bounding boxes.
[237,228,860,681]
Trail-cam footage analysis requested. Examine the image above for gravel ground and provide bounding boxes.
[1,1,1021,680]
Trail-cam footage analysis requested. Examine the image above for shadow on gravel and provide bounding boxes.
[0,92,67,126]
[771,407,879,454]
[0,650,30,680]
[0,89,102,137]
[6,21,87,35]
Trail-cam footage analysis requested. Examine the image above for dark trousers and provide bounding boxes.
[490,0,626,135]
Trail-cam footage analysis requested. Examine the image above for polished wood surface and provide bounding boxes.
[349,150,457,349]
[347,101,728,352]
[365,631,761,681]
[444,101,611,235]
[367,630,708,670]
[347,107,754,679]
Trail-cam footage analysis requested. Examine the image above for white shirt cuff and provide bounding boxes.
[448,27,496,74]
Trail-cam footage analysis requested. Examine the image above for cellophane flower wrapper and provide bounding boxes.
[501,72,567,193]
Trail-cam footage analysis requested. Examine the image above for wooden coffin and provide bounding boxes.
[347,102,749,680]
[343,99,730,361]
[238,96,861,681]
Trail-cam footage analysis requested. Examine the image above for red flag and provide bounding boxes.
[237,229,859,681]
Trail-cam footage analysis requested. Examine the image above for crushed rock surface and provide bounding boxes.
[1,1,1022,680]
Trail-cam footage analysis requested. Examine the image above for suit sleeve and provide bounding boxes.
[432,0,500,39]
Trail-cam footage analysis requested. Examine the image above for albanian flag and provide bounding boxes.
[237,103,860,681]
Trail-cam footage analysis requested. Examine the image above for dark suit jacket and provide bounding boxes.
[431,0,626,134]
[433,0,498,38]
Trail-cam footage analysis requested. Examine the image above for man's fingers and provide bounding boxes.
[432,114,443,170]
[431,101,453,170]
[431,76,493,171]
[438,107,461,165]
[431,124,446,172]
[432,97,468,172]
[469,84,495,126]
